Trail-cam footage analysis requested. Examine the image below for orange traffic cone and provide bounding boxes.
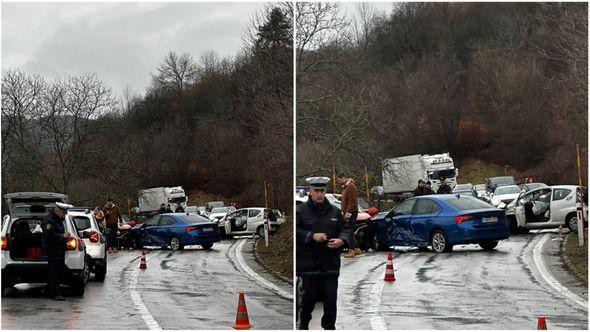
[139,249,147,270]
[232,292,252,329]
[537,316,547,330]
[384,252,396,282]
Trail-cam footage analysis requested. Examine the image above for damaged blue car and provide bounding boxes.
[371,194,510,253]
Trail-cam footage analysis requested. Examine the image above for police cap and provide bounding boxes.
[55,202,74,211]
[305,177,331,189]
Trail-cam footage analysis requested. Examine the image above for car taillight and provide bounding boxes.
[66,237,78,250]
[1,236,8,250]
[89,231,100,243]
[455,215,474,223]
[185,226,198,233]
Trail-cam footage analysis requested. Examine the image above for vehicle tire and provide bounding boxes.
[517,227,530,234]
[479,241,498,251]
[257,226,265,238]
[201,242,213,250]
[71,259,90,296]
[94,258,107,282]
[417,246,429,252]
[169,237,183,251]
[566,214,578,233]
[372,233,385,251]
[133,237,143,250]
[430,230,452,253]
[1,277,13,297]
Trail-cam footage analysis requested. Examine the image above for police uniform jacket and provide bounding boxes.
[42,211,67,258]
[296,198,351,276]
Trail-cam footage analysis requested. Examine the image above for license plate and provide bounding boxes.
[203,227,213,232]
[482,217,498,223]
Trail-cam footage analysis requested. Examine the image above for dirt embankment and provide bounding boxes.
[255,218,293,282]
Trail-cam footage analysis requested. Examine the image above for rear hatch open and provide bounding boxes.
[4,192,68,261]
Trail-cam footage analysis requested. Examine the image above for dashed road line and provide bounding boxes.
[532,233,587,310]
[234,238,293,299]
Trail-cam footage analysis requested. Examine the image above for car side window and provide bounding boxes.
[159,216,176,226]
[145,216,160,227]
[414,199,435,215]
[389,199,416,217]
[553,189,572,201]
[72,216,92,231]
[248,210,261,218]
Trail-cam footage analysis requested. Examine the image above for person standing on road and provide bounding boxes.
[338,173,361,258]
[104,199,123,253]
[93,206,106,233]
[424,181,435,195]
[413,179,427,197]
[437,179,452,194]
[42,202,73,301]
[175,204,185,213]
[157,203,167,214]
[166,204,173,213]
[296,177,351,330]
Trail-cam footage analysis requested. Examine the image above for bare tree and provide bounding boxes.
[152,51,198,90]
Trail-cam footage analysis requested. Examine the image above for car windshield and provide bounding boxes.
[455,184,472,191]
[474,184,486,191]
[179,215,211,224]
[455,191,474,196]
[525,183,546,190]
[211,207,231,214]
[445,196,493,210]
[428,169,455,180]
[491,177,515,186]
[169,196,186,203]
[494,186,520,195]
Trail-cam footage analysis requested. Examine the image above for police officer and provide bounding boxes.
[42,202,73,301]
[437,179,452,194]
[296,177,351,330]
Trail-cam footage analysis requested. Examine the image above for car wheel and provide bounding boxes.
[430,230,452,253]
[372,233,385,251]
[71,259,90,296]
[94,258,107,282]
[479,241,498,251]
[169,237,183,251]
[566,214,578,233]
[1,276,13,297]
[201,242,213,250]
[257,226,265,238]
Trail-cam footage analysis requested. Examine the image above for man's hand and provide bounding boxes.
[312,232,327,242]
[344,212,351,219]
[63,232,70,238]
[327,238,344,249]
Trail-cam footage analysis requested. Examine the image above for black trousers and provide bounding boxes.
[346,211,359,249]
[299,274,339,330]
[106,223,118,248]
[47,256,65,297]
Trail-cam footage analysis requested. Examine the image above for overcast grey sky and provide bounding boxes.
[2,2,261,97]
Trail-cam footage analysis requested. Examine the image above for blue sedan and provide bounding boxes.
[371,194,510,253]
[131,213,221,251]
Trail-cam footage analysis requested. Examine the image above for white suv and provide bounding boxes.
[1,192,90,296]
[68,208,107,281]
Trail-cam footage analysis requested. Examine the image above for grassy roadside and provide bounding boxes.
[255,218,293,282]
[562,233,588,284]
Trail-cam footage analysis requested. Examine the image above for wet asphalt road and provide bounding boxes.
[2,238,293,330]
[308,230,588,330]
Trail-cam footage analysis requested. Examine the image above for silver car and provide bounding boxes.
[68,208,107,281]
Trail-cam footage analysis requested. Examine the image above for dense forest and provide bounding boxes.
[297,3,587,191]
[2,4,292,212]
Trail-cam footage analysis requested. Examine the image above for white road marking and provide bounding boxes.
[369,274,387,330]
[532,233,588,309]
[234,238,293,299]
[129,266,162,330]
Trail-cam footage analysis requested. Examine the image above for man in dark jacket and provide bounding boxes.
[424,181,435,195]
[437,179,452,194]
[413,179,426,197]
[157,203,167,214]
[42,202,73,301]
[297,177,351,330]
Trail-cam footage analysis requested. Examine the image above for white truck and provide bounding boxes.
[382,153,458,196]
[138,186,187,214]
